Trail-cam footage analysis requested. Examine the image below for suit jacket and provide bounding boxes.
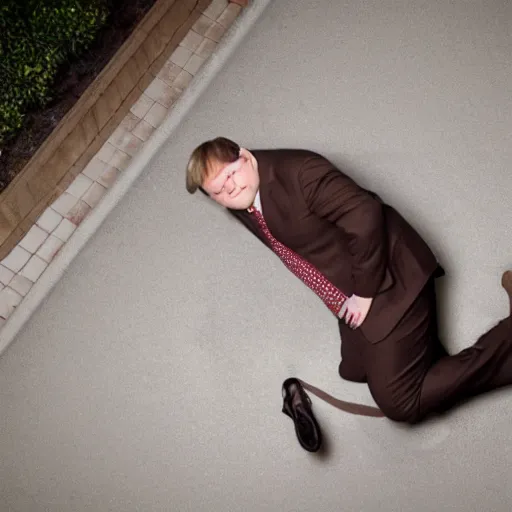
[228,149,443,343]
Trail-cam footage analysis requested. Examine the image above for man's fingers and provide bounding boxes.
[355,311,367,329]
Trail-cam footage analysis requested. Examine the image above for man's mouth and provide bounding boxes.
[231,187,246,199]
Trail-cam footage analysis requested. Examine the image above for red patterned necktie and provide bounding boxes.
[248,206,348,316]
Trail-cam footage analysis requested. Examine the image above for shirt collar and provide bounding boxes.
[250,189,262,213]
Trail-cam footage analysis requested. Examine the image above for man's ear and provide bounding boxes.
[239,147,257,168]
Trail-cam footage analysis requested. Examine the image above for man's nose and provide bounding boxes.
[225,176,237,194]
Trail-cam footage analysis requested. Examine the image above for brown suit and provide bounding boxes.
[228,149,512,423]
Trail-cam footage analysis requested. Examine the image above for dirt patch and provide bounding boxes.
[0,0,159,193]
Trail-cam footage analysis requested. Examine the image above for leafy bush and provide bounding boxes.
[0,0,108,145]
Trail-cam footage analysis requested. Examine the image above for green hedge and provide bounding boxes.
[0,0,108,145]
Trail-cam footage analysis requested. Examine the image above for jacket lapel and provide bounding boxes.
[251,150,291,240]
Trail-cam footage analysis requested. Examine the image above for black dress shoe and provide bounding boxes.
[281,377,322,452]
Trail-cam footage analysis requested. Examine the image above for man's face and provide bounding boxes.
[202,149,260,209]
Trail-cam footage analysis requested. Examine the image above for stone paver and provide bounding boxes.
[0,0,247,329]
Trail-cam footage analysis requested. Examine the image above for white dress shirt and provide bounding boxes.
[252,190,263,216]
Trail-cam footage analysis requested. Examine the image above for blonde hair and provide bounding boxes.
[185,137,240,194]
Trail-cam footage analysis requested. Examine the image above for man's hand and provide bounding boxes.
[339,295,373,329]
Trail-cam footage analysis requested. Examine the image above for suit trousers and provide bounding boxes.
[338,278,512,423]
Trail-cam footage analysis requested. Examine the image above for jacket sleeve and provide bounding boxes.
[299,154,387,298]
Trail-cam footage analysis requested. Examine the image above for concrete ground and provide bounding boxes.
[1,0,512,510]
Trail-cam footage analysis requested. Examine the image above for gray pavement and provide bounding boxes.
[1,0,512,510]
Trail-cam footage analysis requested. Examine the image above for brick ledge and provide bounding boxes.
[0,0,247,326]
